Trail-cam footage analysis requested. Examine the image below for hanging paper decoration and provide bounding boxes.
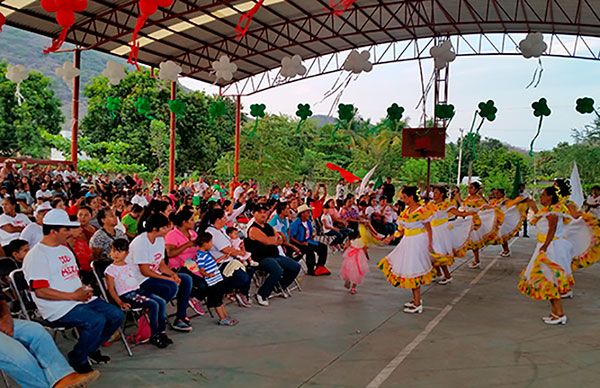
[55,61,80,85]
[338,103,355,122]
[434,103,455,121]
[134,97,153,119]
[518,32,547,88]
[295,103,313,132]
[41,0,88,54]
[322,50,372,115]
[5,64,30,105]
[529,98,551,156]
[209,99,227,118]
[386,103,404,131]
[280,55,306,79]
[211,55,237,83]
[235,0,263,39]
[326,162,360,183]
[129,0,174,70]
[159,60,181,82]
[466,100,498,159]
[248,103,266,138]
[0,11,5,32]
[168,99,185,117]
[429,40,456,70]
[575,97,600,118]
[105,97,122,118]
[101,61,126,86]
[329,0,357,16]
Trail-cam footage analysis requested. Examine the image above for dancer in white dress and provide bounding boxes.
[489,188,528,257]
[378,186,436,314]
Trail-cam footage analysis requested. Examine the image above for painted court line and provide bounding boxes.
[365,239,518,388]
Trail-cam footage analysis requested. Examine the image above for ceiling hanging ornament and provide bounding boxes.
[235,0,264,40]
[158,60,182,82]
[328,0,357,16]
[280,55,306,79]
[41,0,88,53]
[55,61,80,84]
[518,32,548,88]
[5,64,30,105]
[211,55,237,83]
[129,0,174,70]
[101,61,126,86]
[429,40,456,70]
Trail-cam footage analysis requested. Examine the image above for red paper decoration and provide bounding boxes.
[41,0,88,53]
[129,0,174,70]
[326,163,360,183]
[329,0,357,16]
[235,0,263,40]
[0,12,5,32]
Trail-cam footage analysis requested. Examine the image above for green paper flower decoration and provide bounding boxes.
[532,98,551,117]
[387,103,405,122]
[296,103,313,121]
[134,97,152,117]
[575,97,595,114]
[477,100,497,121]
[209,100,227,118]
[250,103,266,118]
[435,103,455,120]
[168,99,186,117]
[338,103,355,122]
[106,96,121,117]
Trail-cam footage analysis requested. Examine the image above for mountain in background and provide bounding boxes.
[0,26,126,122]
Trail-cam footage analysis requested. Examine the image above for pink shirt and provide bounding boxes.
[165,227,198,269]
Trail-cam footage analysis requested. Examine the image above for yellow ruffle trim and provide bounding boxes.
[571,212,600,271]
[518,251,575,301]
[378,257,436,289]
[491,203,528,245]
[432,252,455,267]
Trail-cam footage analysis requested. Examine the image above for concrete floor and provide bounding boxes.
[59,236,600,387]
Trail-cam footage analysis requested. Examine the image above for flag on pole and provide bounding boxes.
[358,165,378,196]
[510,162,522,199]
[570,161,584,208]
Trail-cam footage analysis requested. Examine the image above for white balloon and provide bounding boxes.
[429,40,456,69]
[212,55,238,82]
[342,50,373,74]
[55,61,80,84]
[5,64,29,84]
[101,61,126,86]
[280,54,306,79]
[159,60,182,82]
[519,32,547,59]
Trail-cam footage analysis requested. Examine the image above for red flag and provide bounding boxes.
[326,163,360,183]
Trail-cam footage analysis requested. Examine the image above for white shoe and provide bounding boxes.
[255,294,269,307]
[403,304,423,314]
[468,261,481,269]
[560,290,574,299]
[437,277,453,285]
[543,315,567,325]
[499,251,511,257]
[404,299,422,308]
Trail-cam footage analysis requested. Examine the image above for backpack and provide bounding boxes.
[130,314,151,344]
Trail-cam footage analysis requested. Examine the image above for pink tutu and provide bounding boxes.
[340,244,369,285]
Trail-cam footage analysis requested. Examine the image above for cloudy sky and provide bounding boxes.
[181,52,600,152]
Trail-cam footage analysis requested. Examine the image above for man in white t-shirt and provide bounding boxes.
[35,182,53,203]
[23,209,124,374]
[130,188,149,208]
[0,197,32,246]
[20,201,52,248]
[233,181,248,202]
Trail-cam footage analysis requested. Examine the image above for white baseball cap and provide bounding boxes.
[34,202,53,217]
[43,209,80,227]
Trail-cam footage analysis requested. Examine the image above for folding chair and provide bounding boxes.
[0,257,18,299]
[1,370,10,388]
[8,269,73,340]
[91,261,135,357]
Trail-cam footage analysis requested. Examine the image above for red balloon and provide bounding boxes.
[41,0,59,12]
[55,0,72,9]
[157,0,174,7]
[56,9,75,27]
[0,12,5,32]
[72,0,88,12]
[139,0,159,16]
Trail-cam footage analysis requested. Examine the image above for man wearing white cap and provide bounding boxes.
[20,202,52,248]
[23,209,124,374]
[289,205,331,276]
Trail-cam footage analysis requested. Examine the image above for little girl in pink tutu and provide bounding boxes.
[340,228,370,294]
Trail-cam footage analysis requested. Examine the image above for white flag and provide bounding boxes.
[570,161,584,208]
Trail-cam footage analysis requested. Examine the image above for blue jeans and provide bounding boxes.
[140,273,192,320]
[257,256,301,299]
[325,229,349,245]
[52,298,124,368]
[121,290,167,336]
[219,264,252,296]
[0,319,73,388]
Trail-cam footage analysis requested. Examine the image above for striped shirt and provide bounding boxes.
[195,250,223,286]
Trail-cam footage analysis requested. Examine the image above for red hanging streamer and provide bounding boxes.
[235,0,264,40]
[329,0,357,16]
[0,12,5,32]
[128,0,174,70]
[326,163,360,183]
[41,0,88,54]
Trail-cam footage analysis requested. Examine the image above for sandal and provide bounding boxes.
[468,261,481,269]
[218,317,239,326]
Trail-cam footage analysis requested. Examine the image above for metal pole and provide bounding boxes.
[457,128,464,186]
[234,95,241,183]
[426,157,431,200]
[71,49,81,170]
[168,81,176,192]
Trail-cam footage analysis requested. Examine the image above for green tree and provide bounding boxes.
[0,62,64,157]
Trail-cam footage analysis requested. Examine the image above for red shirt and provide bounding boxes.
[71,239,93,271]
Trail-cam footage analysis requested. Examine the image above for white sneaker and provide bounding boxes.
[468,261,481,269]
[437,277,453,285]
[403,304,423,314]
[404,299,422,308]
[543,315,567,325]
[255,294,269,307]
[560,290,574,299]
[499,251,511,257]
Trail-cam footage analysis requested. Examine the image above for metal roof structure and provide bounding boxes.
[2,0,600,95]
